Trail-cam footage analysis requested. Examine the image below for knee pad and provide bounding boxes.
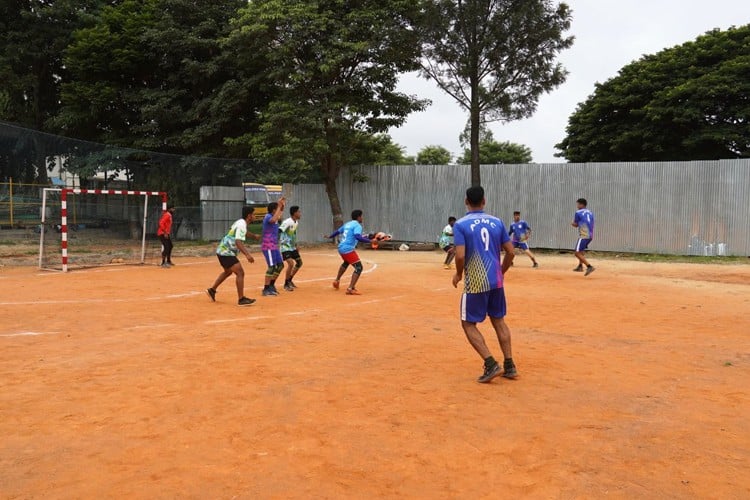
[340,262,350,270]
[274,263,284,274]
[353,262,363,275]
[294,257,303,269]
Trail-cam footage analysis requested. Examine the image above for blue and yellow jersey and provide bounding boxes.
[574,208,595,239]
[509,220,531,242]
[454,210,510,294]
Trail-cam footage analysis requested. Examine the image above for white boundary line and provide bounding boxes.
[0,331,58,337]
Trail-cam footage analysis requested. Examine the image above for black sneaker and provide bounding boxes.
[238,297,255,306]
[289,280,298,289]
[573,265,583,272]
[283,283,294,292]
[206,288,216,302]
[262,288,276,297]
[270,285,280,295]
[502,360,518,379]
[477,363,501,383]
[532,262,539,268]
[584,266,596,276]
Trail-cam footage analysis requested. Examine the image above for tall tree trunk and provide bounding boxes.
[322,153,344,230]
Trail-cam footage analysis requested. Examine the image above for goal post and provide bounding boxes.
[39,188,167,272]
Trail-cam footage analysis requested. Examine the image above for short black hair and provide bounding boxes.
[448,216,456,223]
[267,201,278,213]
[513,211,521,215]
[242,206,255,219]
[466,186,484,206]
[289,205,300,216]
[577,198,588,207]
[351,209,363,220]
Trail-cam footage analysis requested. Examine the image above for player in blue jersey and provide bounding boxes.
[452,186,518,383]
[571,198,595,276]
[261,197,286,296]
[509,211,539,268]
[325,209,371,295]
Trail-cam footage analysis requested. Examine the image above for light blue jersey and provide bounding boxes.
[338,220,363,254]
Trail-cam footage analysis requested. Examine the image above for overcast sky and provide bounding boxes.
[389,0,750,163]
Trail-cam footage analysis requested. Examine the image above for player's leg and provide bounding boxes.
[347,260,363,294]
[230,262,255,305]
[573,239,586,271]
[208,256,234,301]
[165,237,174,265]
[574,239,594,274]
[443,245,455,267]
[262,250,278,295]
[334,252,353,289]
[283,256,295,290]
[460,292,501,383]
[159,235,169,266]
[524,245,538,267]
[487,288,517,378]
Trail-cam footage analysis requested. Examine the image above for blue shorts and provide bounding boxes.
[263,249,284,266]
[576,238,592,252]
[512,241,529,251]
[460,288,507,323]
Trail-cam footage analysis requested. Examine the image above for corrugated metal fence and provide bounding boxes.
[284,160,750,256]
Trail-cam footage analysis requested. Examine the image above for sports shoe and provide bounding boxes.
[289,280,298,289]
[167,261,175,266]
[443,264,452,270]
[284,283,294,292]
[270,285,280,295]
[262,288,276,297]
[206,288,216,302]
[237,297,255,306]
[346,288,361,295]
[477,363,501,383]
[332,280,340,290]
[161,262,171,268]
[532,262,539,268]
[573,265,583,272]
[502,360,518,379]
[584,266,596,276]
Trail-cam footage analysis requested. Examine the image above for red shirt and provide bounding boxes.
[157,211,173,236]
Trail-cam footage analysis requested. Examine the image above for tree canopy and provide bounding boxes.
[458,140,532,164]
[417,145,452,165]
[556,25,750,162]
[421,0,572,185]
[225,0,428,227]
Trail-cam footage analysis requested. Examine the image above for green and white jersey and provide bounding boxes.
[216,218,247,256]
[438,224,454,248]
[279,217,299,252]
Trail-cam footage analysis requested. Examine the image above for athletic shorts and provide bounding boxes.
[460,288,507,323]
[512,241,529,251]
[217,254,239,270]
[263,249,284,267]
[282,250,300,261]
[340,251,360,265]
[576,238,592,252]
[442,244,455,253]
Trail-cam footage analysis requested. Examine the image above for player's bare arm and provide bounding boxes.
[452,245,466,288]
[269,197,286,224]
[236,240,254,263]
[501,240,515,274]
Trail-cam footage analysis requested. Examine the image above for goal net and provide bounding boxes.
[39,188,167,272]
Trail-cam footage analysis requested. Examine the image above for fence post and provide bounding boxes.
[9,177,13,227]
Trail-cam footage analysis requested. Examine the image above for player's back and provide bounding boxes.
[338,220,361,253]
[575,209,595,238]
[454,211,509,292]
[261,213,279,249]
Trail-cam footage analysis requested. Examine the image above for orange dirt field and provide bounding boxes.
[1,249,749,498]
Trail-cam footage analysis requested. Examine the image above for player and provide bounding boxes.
[571,198,595,276]
[439,216,457,269]
[325,209,371,295]
[157,205,176,267]
[206,206,257,306]
[452,186,518,383]
[279,205,302,291]
[509,211,539,267]
[261,198,286,296]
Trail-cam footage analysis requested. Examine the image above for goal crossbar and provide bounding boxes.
[40,188,167,272]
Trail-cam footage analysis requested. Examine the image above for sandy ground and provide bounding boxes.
[0,249,749,498]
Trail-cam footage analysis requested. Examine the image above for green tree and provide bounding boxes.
[422,0,573,185]
[556,25,750,162]
[459,140,532,164]
[349,134,412,166]
[225,0,428,228]
[417,145,452,164]
[0,0,104,182]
